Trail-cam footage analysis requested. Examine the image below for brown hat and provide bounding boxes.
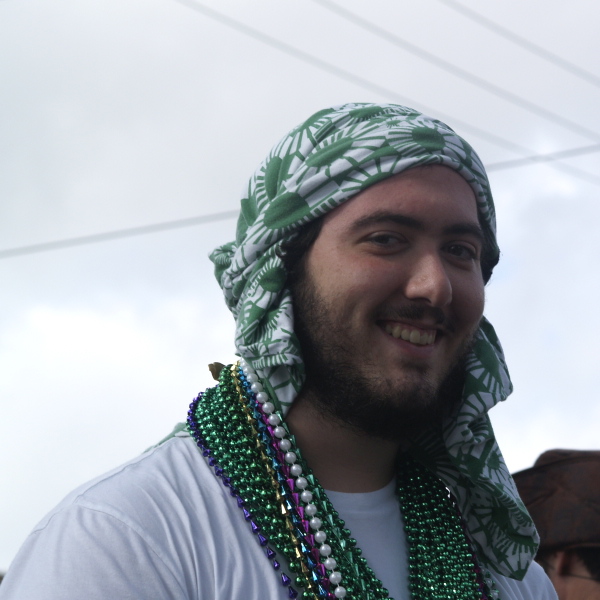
[513,449,600,552]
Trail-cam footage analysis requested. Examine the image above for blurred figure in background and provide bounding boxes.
[513,449,600,600]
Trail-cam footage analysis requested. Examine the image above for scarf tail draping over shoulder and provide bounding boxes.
[210,103,538,578]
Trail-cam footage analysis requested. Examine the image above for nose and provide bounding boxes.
[403,253,452,307]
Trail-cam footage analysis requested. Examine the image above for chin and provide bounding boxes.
[303,361,465,442]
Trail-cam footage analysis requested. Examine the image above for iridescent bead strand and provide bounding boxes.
[187,362,499,600]
[237,362,345,599]
[238,360,391,600]
[397,457,499,600]
[234,367,323,599]
[187,374,302,598]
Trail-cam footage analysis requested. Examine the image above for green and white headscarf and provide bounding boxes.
[210,103,537,579]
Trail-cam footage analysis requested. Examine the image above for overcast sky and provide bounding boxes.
[1,0,600,572]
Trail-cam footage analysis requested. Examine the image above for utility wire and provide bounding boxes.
[487,143,600,172]
[310,0,600,143]
[436,0,600,89]
[0,210,239,260]
[171,0,600,187]
[4,2,600,262]
[2,142,600,261]
[171,0,521,156]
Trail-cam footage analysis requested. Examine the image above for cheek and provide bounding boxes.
[455,279,485,325]
[324,258,392,296]
[305,244,366,296]
[304,236,400,313]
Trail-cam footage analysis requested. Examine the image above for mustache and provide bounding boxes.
[375,304,455,333]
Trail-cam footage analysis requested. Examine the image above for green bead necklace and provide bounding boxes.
[187,361,500,600]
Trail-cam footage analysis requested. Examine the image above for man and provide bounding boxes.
[513,449,600,600]
[0,103,556,599]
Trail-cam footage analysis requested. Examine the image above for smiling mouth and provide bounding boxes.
[383,322,437,346]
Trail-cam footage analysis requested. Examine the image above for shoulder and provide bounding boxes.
[493,561,558,600]
[2,426,288,600]
[0,429,224,599]
[36,427,217,529]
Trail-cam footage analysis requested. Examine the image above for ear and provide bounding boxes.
[545,550,573,599]
[553,550,574,576]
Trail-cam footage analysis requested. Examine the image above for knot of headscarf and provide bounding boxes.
[210,103,537,579]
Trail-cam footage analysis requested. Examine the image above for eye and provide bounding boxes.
[366,233,405,247]
[445,243,478,261]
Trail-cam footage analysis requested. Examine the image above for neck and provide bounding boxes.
[286,391,403,493]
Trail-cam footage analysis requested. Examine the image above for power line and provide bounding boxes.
[3,141,600,261]
[436,0,600,89]
[487,143,600,173]
[310,0,600,143]
[3,3,599,263]
[0,210,239,260]
[171,0,600,188]
[171,0,520,155]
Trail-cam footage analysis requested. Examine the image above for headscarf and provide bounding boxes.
[513,449,600,552]
[210,102,537,579]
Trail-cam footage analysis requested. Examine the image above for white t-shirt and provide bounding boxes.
[0,430,557,600]
[327,481,409,599]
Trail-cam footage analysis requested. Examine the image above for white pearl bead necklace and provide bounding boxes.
[239,358,346,599]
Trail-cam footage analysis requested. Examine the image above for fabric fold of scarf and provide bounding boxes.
[210,102,537,579]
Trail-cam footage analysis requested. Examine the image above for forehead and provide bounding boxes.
[321,166,479,233]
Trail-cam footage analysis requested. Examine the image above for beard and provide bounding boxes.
[292,276,476,442]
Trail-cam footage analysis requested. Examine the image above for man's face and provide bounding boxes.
[292,165,486,439]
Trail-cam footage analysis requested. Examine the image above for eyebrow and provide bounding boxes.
[349,211,485,243]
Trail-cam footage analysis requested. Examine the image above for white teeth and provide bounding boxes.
[383,323,436,346]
